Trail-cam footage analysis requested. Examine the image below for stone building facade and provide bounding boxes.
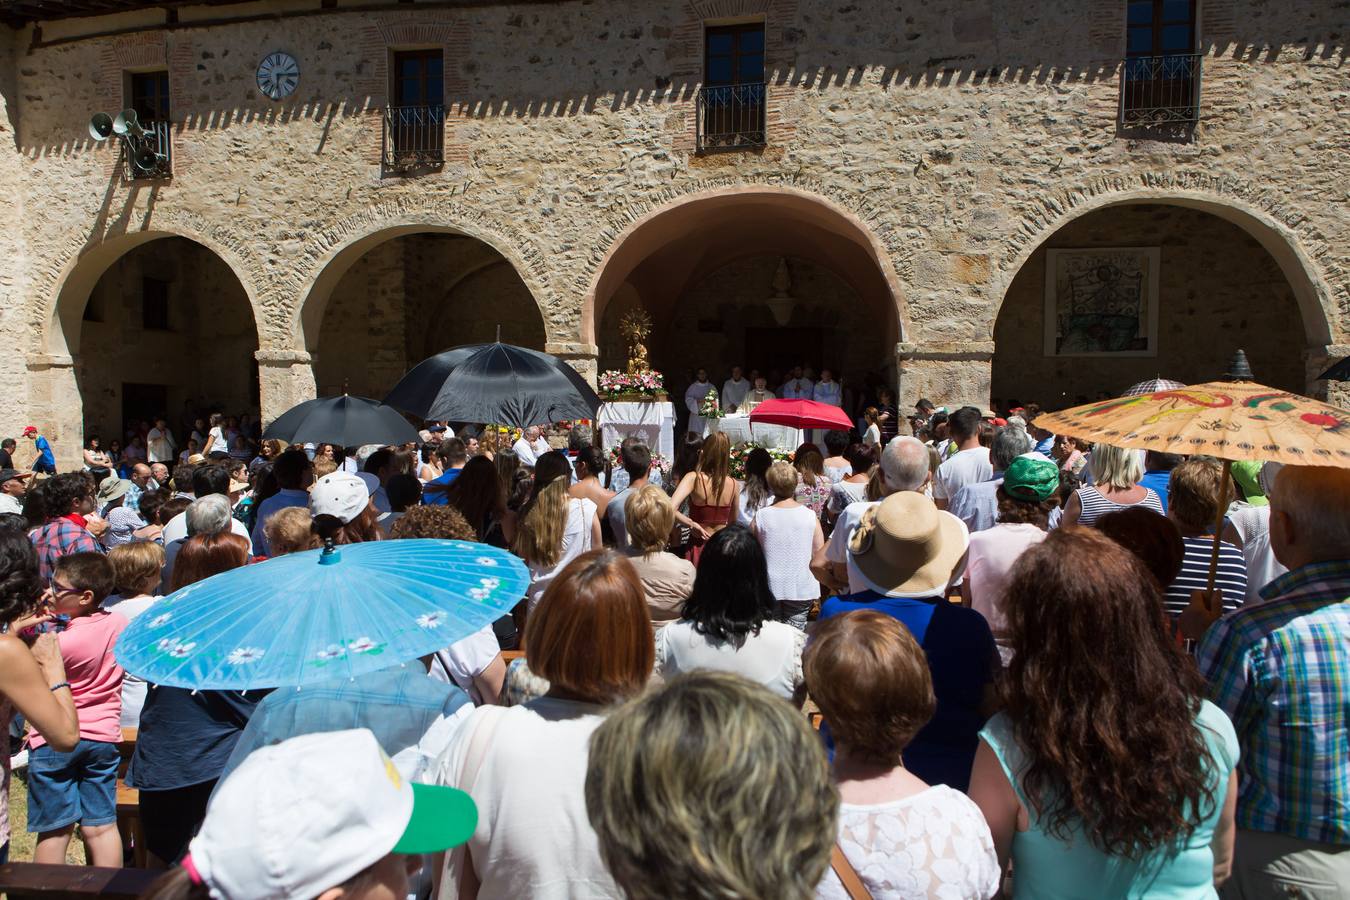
[0,0,1345,466]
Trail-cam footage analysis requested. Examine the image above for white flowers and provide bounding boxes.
[347,637,379,654]
[148,613,172,628]
[480,577,500,590]
[163,640,196,659]
[475,557,499,567]
[226,647,265,665]
[316,645,345,661]
[416,613,445,629]
[469,587,491,601]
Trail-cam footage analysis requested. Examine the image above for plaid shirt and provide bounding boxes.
[29,517,101,583]
[1196,559,1350,845]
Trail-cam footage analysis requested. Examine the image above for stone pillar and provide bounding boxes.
[895,341,994,411]
[546,341,600,389]
[25,353,82,471]
[1305,344,1350,407]
[256,349,318,427]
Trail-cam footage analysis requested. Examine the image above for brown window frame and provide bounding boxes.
[127,70,171,125]
[1126,0,1197,58]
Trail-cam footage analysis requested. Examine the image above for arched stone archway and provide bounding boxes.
[35,234,261,467]
[584,186,906,426]
[989,189,1340,406]
[309,230,548,401]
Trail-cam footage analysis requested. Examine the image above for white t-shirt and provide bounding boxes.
[825,500,878,595]
[205,426,226,455]
[434,698,622,900]
[862,423,881,447]
[160,509,253,549]
[655,619,805,700]
[1227,504,1287,604]
[753,505,820,603]
[816,785,1001,900]
[428,624,502,705]
[933,447,993,501]
[525,497,597,609]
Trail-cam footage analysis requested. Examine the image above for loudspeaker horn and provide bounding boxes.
[112,108,144,137]
[88,113,114,141]
[132,145,162,173]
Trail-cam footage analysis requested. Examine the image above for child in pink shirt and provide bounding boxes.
[26,552,126,866]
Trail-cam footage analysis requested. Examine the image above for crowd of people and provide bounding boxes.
[0,388,1344,900]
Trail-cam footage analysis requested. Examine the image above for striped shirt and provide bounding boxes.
[1164,536,1249,619]
[1073,484,1164,526]
[1196,560,1350,845]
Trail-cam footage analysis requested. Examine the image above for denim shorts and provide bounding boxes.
[26,739,120,832]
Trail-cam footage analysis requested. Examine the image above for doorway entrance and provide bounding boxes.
[745,326,825,380]
[122,383,169,436]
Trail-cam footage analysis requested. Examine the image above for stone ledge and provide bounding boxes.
[25,353,74,369]
[895,342,996,362]
[545,342,599,358]
[255,349,314,366]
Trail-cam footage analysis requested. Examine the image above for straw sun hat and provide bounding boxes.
[847,492,969,598]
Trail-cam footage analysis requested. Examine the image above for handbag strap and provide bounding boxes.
[830,843,872,900]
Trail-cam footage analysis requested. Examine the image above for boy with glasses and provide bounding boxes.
[24,552,127,867]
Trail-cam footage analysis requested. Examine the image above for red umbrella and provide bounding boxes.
[748,398,853,431]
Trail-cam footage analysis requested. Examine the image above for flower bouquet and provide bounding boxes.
[729,442,794,480]
[699,388,725,420]
[598,369,667,401]
[607,444,672,478]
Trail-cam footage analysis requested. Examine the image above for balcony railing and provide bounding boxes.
[696,83,766,153]
[1119,53,1202,127]
[383,105,445,170]
[124,121,172,180]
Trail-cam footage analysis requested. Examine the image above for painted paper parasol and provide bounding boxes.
[1033,350,1350,621]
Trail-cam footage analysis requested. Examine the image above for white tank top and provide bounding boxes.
[754,505,820,602]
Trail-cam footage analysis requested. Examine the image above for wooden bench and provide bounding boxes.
[0,863,160,899]
[114,728,147,868]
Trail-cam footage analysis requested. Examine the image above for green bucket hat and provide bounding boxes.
[1002,456,1059,502]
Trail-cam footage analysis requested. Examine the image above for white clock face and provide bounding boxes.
[257,52,299,101]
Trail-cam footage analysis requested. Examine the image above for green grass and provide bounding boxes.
[8,767,88,864]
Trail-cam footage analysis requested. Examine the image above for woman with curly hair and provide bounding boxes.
[968,527,1239,896]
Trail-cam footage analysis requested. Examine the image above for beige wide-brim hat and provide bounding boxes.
[848,492,969,598]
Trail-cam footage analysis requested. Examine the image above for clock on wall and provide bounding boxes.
[256,51,299,101]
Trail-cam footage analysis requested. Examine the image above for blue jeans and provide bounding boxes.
[26,740,120,832]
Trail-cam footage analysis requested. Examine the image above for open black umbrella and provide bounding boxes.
[1318,357,1350,382]
[384,342,600,428]
[262,395,420,447]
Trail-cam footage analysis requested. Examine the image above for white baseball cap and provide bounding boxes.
[185,729,476,900]
[309,472,370,524]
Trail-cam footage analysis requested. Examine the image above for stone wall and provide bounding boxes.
[993,204,1308,404]
[0,0,1343,464]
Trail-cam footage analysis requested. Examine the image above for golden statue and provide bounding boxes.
[619,308,653,374]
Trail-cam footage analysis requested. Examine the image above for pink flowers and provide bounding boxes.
[599,369,666,398]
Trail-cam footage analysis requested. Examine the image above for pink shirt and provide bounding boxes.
[29,609,128,748]
[965,524,1048,641]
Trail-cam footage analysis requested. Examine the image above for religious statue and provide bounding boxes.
[619,308,653,375]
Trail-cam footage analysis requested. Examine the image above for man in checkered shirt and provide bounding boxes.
[1197,465,1350,897]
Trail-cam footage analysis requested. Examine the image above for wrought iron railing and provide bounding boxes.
[1119,53,1202,127]
[383,105,445,169]
[124,120,172,179]
[696,83,766,153]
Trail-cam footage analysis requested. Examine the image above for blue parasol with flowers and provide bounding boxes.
[115,540,528,690]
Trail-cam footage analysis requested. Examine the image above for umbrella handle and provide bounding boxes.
[1205,459,1232,598]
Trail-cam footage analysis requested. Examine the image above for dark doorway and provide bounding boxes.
[745,327,825,378]
[122,383,169,436]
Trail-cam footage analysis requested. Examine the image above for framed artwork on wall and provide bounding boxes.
[1043,247,1160,357]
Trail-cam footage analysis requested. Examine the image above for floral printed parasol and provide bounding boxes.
[1034,380,1350,468]
[115,540,528,690]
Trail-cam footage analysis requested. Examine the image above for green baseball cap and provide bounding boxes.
[1002,456,1060,502]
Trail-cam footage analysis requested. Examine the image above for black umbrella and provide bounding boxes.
[384,342,600,428]
[262,395,420,447]
[1318,357,1350,382]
